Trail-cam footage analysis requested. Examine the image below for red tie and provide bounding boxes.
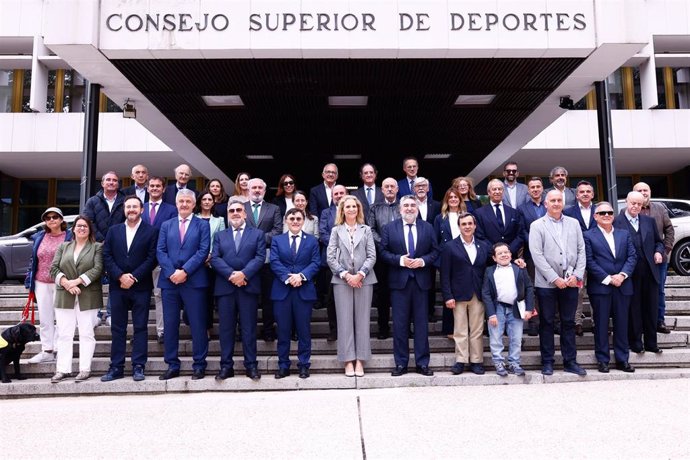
[179,218,187,243]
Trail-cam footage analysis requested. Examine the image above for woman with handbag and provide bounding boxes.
[49,215,103,383]
[327,196,377,377]
[25,207,72,364]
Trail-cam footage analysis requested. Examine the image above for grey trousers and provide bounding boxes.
[334,284,373,362]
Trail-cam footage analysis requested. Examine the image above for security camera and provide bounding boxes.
[559,96,574,110]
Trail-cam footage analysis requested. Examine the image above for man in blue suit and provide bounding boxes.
[352,163,384,218]
[614,191,665,354]
[397,156,433,200]
[585,201,637,373]
[381,195,439,377]
[162,164,197,205]
[143,176,177,343]
[156,189,211,380]
[101,196,158,382]
[270,208,321,379]
[501,161,529,209]
[475,179,524,263]
[308,163,339,218]
[211,197,266,381]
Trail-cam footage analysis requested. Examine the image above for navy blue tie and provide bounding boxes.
[495,204,505,231]
[291,235,298,257]
[407,224,415,258]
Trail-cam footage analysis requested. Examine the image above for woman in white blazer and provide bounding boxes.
[327,196,377,377]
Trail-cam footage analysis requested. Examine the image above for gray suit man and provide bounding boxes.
[501,161,530,209]
[529,190,586,376]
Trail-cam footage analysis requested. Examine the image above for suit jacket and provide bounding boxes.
[584,226,637,296]
[518,200,545,258]
[210,226,266,296]
[308,183,332,219]
[50,241,103,310]
[269,232,321,301]
[563,204,596,233]
[614,212,664,283]
[162,182,197,205]
[121,184,149,204]
[143,201,177,229]
[397,177,434,200]
[528,214,586,288]
[318,205,337,266]
[501,182,529,209]
[641,201,674,263]
[439,236,490,302]
[103,221,158,292]
[482,264,535,319]
[197,214,226,252]
[244,200,282,263]
[380,219,439,291]
[417,199,441,225]
[156,215,210,289]
[352,185,384,218]
[474,202,524,256]
[272,196,291,218]
[326,224,377,285]
[544,186,577,209]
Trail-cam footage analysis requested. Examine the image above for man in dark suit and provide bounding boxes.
[614,191,665,354]
[121,164,149,204]
[210,197,266,381]
[397,156,433,200]
[101,195,158,382]
[380,195,439,377]
[440,212,490,375]
[162,163,197,205]
[244,178,283,342]
[413,177,440,319]
[270,208,321,379]
[352,163,384,218]
[564,180,597,336]
[308,163,339,218]
[584,201,637,373]
[156,189,211,380]
[318,184,347,341]
[543,165,576,209]
[474,179,524,263]
[501,161,529,209]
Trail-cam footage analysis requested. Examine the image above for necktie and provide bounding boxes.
[252,203,260,222]
[407,223,415,258]
[234,227,242,252]
[150,202,157,224]
[495,204,504,231]
[366,187,373,205]
[409,179,415,191]
[179,218,187,243]
[630,218,639,232]
[291,235,298,256]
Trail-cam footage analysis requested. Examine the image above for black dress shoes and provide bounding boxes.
[263,331,276,343]
[191,369,205,380]
[657,322,671,334]
[246,368,261,380]
[631,347,645,354]
[615,362,635,373]
[159,368,180,380]
[575,324,584,337]
[391,365,408,377]
[597,362,610,373]
[541,363,554,376]
[646,347,663,354]
[275,368,291,379]
[564,362,587,376]
[298,367,310,379]
[377,329,390,340]
[469,363,485,375]
[327,331,338,342]
[450,363,465,375]
[415,366,434,376]
[215,367,235,380]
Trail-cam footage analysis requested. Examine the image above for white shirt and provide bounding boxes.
[625,210,639,232]
[597,225,617,285]
[448,212,460,239]
[323,183,333,206]
[134,185,146,203]
[288,231,303,253]
[284,197,294,212]
[399,221,422,266]
[579,204,592,229]
[494,264,518,305]
[125,218,142,251]
[504,182,517,208]
[491,201,505,219]
[364,186,376,204]
[462,236,477,264]
[104,193,117,212]
[417,199,428,221]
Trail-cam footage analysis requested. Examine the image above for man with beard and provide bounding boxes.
[501,161,529,209]
[544,166,576,209]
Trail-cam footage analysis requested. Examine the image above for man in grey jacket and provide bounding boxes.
[529,190,587,376]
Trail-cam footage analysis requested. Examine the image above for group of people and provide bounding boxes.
[24,157,674,381]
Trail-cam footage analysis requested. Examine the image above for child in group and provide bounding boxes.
[481,242,535,376]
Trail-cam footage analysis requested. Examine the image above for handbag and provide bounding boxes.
[21,291,36,325]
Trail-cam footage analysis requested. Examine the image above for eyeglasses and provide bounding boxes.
[75,224,89,229]
[227,207,244,213]
[283,181,295,186]
[323,170,337,175]
[44,215,61,221]
[596,211,615,216]
[287,217,304,222]
[504,169,517,174]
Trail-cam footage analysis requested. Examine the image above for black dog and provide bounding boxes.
[0,323,40,383]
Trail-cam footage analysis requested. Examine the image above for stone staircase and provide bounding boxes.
[1,276,689,397]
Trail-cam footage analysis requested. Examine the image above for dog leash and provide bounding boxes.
[21,292,36,325]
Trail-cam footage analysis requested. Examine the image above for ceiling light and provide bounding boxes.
[328,96,368,107]
[333,154,362,160]
[246,155,274,160]
[202,95,244,107]
[424,154,452,159]
[454,94,496,106]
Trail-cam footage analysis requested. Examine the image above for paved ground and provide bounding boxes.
[7,378,690,459]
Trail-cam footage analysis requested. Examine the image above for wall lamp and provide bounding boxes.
[559,96,575,110]
[123,99,137,119]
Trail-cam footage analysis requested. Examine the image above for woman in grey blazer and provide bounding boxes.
[327,196,377,377]
[49,215,103,383]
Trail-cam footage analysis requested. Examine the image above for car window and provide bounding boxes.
[657,200,690,218]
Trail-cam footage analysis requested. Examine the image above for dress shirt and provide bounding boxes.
[461,236,477,264]
[417,199,428,221]
[580,204,592,229]
[504,181,517,208]
[400,222,420,266]
[597,225,617,286]
[284,197,294,212]
[134,185,146,203]
[494,264,518,305]
[104,193,117,212]
[625,211,639,232]
[125,219,142,252]
[323,183,333,206]
[365,186,376,204]
[491,202,505,220]
[149,200,162,219]
[288,231,303,253]
[448,211,460,239]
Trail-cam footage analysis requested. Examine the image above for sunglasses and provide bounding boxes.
[227,207,244,213]
[287,217,303,222]
[44,215,61,221]
[283,181,295,186]
[596,211,615,216]
[504,169,517,174]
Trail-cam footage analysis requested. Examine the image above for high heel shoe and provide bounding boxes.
[345,362,355,377]
[354,360,364,377]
